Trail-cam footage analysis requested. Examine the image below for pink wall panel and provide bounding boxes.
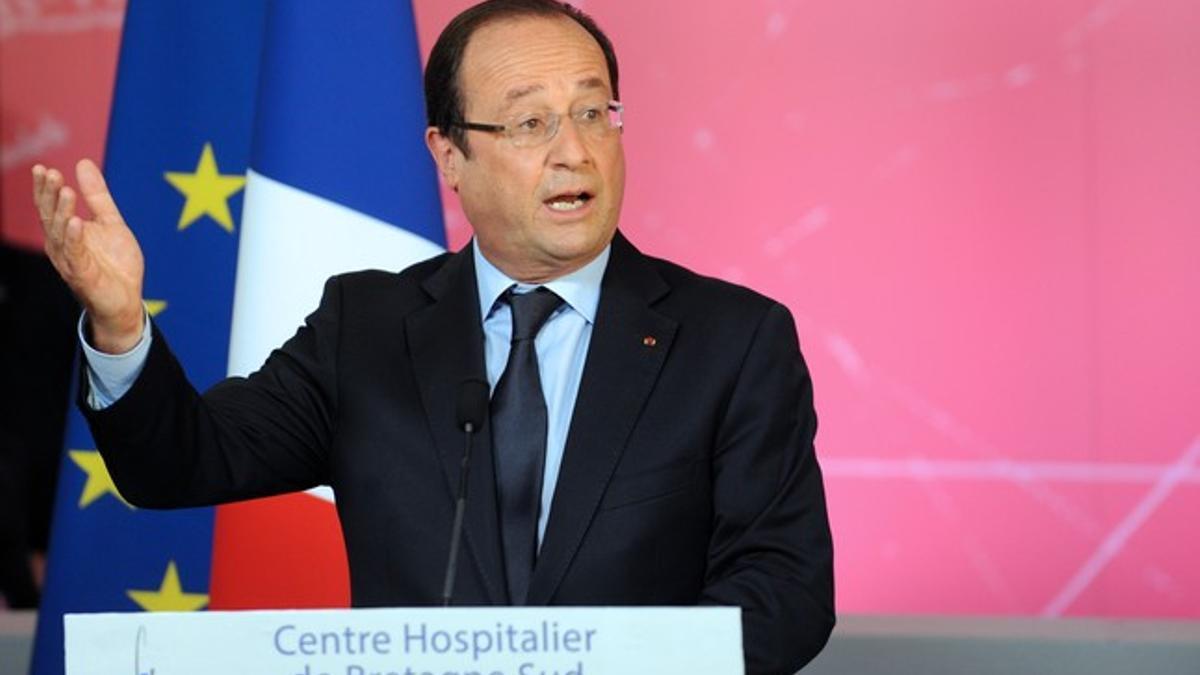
[3,0,1196,618]
[414,0,1200,618]
[0,0,124,251]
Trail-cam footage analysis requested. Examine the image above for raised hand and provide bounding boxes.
[33,159,146,354]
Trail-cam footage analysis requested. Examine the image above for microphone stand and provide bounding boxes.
[441,419,475,606]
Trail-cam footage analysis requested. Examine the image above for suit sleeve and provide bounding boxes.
[699,301,835,674]
[79,276,345,508]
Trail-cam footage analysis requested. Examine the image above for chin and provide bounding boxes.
[550,224,613,256]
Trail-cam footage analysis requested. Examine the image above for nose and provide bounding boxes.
[545,114,591,170]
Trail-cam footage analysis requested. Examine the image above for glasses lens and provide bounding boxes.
[607,102,623,130]
[507,102,623,148]
[508,112,554,148]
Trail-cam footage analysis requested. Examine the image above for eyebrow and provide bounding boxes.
[575,76,608,93]
[504,84,545,103]
[501,77,610,104]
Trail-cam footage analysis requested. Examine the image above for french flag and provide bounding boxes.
[211,2,445,609]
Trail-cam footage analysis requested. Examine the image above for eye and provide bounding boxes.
[577,107,603,122]
[515,115,546,133]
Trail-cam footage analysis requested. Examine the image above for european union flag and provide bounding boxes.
[31,2,268,673]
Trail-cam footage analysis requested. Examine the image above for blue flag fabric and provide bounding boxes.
[251,1,445,240]
[216,0,446,603]
[225,0,446,383]
[30,2,268,673]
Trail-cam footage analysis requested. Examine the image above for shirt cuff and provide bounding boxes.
[78,309,153,410]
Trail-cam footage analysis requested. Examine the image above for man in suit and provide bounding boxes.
[32,1,834,672]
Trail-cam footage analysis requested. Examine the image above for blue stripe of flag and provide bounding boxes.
[249,2,445,246]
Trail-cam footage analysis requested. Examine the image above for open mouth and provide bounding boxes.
[544,191,594,212]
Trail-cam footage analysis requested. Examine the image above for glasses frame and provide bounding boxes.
[452,100,624,148]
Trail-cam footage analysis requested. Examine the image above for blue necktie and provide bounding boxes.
[491,287,562,605]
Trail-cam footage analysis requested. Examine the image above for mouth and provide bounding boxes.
[543,190,594,213]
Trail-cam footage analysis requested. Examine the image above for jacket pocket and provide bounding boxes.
[598,462,695,512]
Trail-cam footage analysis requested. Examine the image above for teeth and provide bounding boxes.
[548,198,585,211]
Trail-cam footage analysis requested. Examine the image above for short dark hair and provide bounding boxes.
[425,0,621,156]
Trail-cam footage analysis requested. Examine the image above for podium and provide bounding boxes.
[65,606,743,674]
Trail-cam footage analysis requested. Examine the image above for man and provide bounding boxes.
[32,1,834,672]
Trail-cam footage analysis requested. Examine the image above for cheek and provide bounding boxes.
[461,158,544,236]
[613,153,626,195]
[455,170,503,235]
[603,147,627,209]
[462,159,507,207]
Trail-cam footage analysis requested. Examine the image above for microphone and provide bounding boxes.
[442,378,490,606]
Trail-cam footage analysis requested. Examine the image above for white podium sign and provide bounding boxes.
[65,606,743,675]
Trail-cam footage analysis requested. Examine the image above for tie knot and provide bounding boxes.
[507,287,562,341]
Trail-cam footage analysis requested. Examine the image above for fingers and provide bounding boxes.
[62,215,88,273]
[33,170,76,281]
[33,160,119,287]
[54,184,76,231]
[46,183,76,254]
[31,164,45,206]
[33,165,63,228]
[76,158,122,223]
[45,194,94,285]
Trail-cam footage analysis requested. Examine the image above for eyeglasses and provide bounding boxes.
[452,100,624,148]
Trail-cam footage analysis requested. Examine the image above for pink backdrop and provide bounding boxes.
[3,0,1197,618]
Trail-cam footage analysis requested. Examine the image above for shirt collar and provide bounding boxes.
[473,240,610,325]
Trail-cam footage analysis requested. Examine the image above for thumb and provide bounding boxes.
[75,158,122,222]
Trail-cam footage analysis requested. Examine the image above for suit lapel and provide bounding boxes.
[406,245,506,604]
[527,234,677,605]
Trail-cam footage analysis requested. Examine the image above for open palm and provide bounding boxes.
[33,159,146,353]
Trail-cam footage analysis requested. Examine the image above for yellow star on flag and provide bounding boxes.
[127,561,209,612]
[164,142,246,232]
[68,450,132,509]
[145,299,168,317]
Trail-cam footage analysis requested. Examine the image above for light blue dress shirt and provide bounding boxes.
[81,242,610,544]
[473,242,608,545]
[79,310,152,410]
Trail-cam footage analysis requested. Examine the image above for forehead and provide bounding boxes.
[459,15,611,112]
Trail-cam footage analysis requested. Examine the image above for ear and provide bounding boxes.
[425,127,462,192]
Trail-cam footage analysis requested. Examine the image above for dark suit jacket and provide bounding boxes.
[83,232,834,674]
